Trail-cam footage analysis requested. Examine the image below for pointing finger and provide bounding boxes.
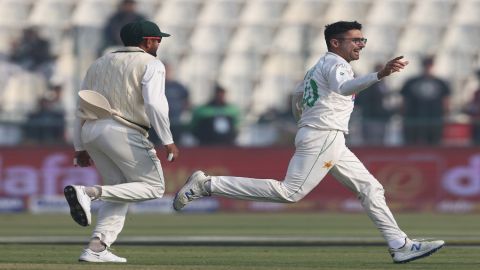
[392,55,404,61]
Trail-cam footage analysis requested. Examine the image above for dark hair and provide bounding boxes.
[214,84,226,94]
[421,56,435,67]
[122,0,136,5]
[324,21,362,50]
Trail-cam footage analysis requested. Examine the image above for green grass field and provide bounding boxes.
[0,213,479,269]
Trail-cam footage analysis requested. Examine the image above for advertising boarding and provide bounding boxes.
[0,147,479,213]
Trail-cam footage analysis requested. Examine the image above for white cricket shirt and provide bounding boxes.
[296,52,379,133]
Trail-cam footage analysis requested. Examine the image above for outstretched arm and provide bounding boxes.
[334,56,409,96]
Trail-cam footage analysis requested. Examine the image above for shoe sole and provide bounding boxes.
[79,257,127,263]
[78,259,126,263]
[79,258,127,263]
[79,258,101,263]
[394,244,445,264]
[173,171,204,211]
[64,185,89,227]
[172,192,182,211]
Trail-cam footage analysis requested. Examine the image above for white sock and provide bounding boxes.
[88,238,106,252]
[388,238,407,249]
[85,186,101,200]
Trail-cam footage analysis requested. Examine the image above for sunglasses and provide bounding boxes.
[336,37,368,45]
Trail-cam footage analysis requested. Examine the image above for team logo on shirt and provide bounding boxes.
[323,161,333,169]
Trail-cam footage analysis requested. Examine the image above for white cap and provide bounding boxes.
[78,90,112,119]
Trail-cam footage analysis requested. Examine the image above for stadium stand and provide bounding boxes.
[410,0,455,26]
[197,0,244,25]
[0,0,479,146]
[219,52,260,110]
[366,0,413,27]
[324,0,370,23]
[0,0,33,55]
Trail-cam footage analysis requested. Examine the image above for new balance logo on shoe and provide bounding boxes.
[185,189,195,200]
[411,243,421,251]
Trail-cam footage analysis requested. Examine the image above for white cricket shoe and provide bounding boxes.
[173,170,211,211]
[79,248,127,263]
[64,185,91,226]
[389,238,445,263]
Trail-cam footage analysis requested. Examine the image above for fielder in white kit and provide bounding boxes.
[64,20,178,263]
[173,21,444,263]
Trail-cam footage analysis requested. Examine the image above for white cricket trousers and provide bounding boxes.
[81,118,165,246]
[211,127,407,242]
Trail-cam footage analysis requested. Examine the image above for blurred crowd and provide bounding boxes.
[0,0,479,148]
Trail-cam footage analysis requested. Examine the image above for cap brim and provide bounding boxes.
[160,32,171,37]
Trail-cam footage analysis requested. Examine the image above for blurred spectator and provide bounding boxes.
[44,83,64,111]
[464,70,480,145]
[355,63,394,145]
[190,84,240,145]
[256,95,297,146]
[101,0,146,53]
[9,27,55,79]
[149,63,190,145]
[400,56,450,145]
[23,88,65,144]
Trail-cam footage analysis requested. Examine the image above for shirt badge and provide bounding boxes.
[323,161,334,169]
